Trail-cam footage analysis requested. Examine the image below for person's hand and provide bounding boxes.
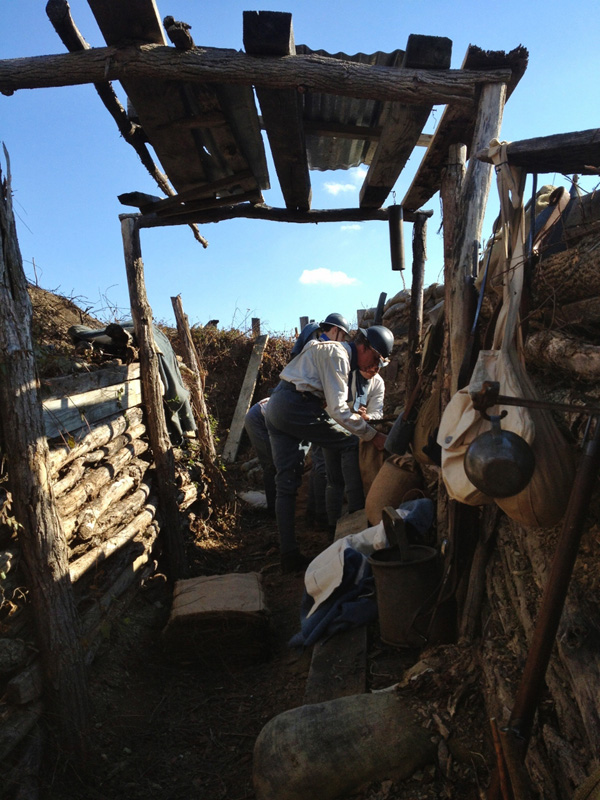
[371,431,387,451]
[357,404,369,420]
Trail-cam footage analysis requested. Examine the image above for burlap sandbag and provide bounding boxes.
[365,454,424,526]
[359,439,386,497]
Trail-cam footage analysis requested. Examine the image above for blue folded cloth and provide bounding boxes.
[289,547,377,648]
[289,498,435,648]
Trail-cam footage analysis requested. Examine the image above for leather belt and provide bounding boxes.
[279,379,322,403]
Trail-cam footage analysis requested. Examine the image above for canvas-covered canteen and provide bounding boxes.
[437,140,576,528]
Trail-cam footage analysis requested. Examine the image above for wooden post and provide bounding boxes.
[0,150,89,759]
[405,211,428,400]
[299,316,309,330]
[252,317,261,336]
[388,204,405,271]
[440,143,466,411]
[222,334,270,463]
[447,81,507,395]
[433,82,507,642]
[121,218,188,579]
[170,294,218,462]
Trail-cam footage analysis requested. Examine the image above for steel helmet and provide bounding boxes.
[359,325,394,359]
[319,312,350,335]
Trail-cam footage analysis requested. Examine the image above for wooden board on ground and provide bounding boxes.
[334,508,369,541]
[303,626,368,705]
[222,334,269,463]
[162,573,270,665]
[304,508,370,705]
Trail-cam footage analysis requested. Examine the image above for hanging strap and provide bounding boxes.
[484,139,527,354]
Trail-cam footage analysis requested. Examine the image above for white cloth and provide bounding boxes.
[304,523,388,618]
[279,339,377,440]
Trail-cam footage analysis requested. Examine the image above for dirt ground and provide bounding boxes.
[36,478,491,800]
[25,284,492,800]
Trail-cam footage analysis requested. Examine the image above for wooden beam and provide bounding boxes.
[222,334,270,464]
[86,0,166,45]
[402,44,528,212]
[124,172,255,213]
[45,0,208,248]
[154,111,227,131]
[120,217,188,580]
[0,45,512,105]
[150,189,263,218]
[243,11,311,211]
[476,128,600,175]
[360,35,452,209]
[124,203,428,228]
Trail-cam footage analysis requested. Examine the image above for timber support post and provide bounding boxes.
[121,217,188,579]
[0,149,90,760]
[405,210,430,400]
[171,294,217,462]
[447,80,507,395]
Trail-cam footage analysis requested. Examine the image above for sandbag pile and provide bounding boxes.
[359,284,445,338]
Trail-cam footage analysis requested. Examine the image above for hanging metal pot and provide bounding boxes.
[464,413,535,498]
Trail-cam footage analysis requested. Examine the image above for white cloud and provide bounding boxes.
[299,268,359,287]
[324,182,356,196]
[341,224,361,231]
[353,166,368,182]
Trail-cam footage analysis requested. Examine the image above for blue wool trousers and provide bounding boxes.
[265,380,361,555]
[244,402,276,512]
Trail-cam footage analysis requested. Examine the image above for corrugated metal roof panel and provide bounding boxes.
[296,46,404,172]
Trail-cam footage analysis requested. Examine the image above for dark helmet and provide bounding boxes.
[319,312,350,335]
[359,325,394,359]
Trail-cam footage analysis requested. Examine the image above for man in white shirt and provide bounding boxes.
[243,313,350,517]
[265,325,394,573]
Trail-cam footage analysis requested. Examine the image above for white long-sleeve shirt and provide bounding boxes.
[279,339,377,440]
[349,371,385,420]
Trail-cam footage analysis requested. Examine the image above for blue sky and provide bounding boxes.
[1,0,599,336]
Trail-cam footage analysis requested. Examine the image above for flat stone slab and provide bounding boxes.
[162,572,270,664]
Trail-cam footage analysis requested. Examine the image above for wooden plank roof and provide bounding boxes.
[47,0,529,224]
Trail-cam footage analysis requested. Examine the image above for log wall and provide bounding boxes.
[0,364,200,784]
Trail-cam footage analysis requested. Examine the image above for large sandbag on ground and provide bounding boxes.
[253,689,436,800]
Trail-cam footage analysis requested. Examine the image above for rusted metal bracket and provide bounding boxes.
[470,380,600,419]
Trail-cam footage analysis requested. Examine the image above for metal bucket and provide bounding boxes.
[368,545,440,648]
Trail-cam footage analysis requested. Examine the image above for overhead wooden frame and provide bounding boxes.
[476,128,600,175]
[86,0,270,205]
[244,11,311,212]
[359,34,452,209]
[402,44,528,212]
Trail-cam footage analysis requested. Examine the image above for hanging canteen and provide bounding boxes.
[464,413,535,498]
